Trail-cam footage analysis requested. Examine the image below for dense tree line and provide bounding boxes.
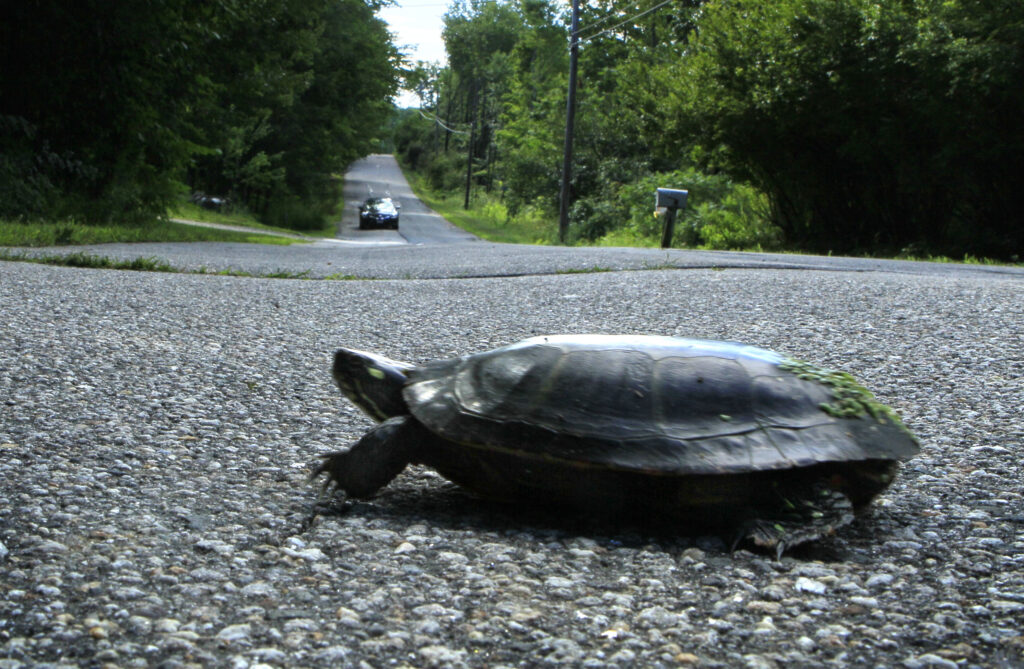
[1,0,400,230]
[396,0,1022,258]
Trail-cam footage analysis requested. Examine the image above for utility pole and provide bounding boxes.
[464,117,475,209]
[464,86,477,210]
[557,0,580,243]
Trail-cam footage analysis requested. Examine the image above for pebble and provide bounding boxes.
[865,573,896,588]
[313,646,349,662]
[249,648,288,663]
[216,624,252,643]
[240,582,277,597]
[794,577,827,595]
[904,653,960,669]
[419,645,468,667]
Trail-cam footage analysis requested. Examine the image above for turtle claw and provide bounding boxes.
[740,484,855,558]
[311,452,335,482]
[311,417,419,500]
[728,525,788,560]
[310,453,340,495]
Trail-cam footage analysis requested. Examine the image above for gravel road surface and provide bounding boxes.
[2,251,1022,667]
[7,238,1024,282]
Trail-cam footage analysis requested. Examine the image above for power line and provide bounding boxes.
[570,4,620,38]
[572,0,675,47]
[418,109,470,135]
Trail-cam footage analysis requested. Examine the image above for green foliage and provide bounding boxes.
[1,1,217,222]
[402,166,555,244]
[690,184,778,250]
[497,76,565,216]
[392,111,436,170]
[1,0,400,230]
[260,191,339,232]
[0,116,62,220]
[679,0,1024,258]
[0,218,302,247]
[398,0,776,250]
[572,169,779,250]
[395,0,1021,258]
[425,152,471,193]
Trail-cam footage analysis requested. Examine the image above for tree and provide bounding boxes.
[1,0,217,221]
[248,0,401,228]
[679,0,1024,257]
[1,0,401,229]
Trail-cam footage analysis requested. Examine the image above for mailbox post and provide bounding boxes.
[656,188,688,249]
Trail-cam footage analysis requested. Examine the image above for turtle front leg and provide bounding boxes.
[313,416,423,499]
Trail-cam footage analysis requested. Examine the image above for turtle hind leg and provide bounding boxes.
[313,416,422,499]
[738,483,855,559]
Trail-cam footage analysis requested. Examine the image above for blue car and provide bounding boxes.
[358,197,400,230]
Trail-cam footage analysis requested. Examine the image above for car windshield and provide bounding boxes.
[365,198,396,214]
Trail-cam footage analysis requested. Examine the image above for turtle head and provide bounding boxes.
[332,348,414,421]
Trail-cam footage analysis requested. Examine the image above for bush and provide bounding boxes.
[422,152,467,192]
[0,116,59,220]
[569,194,629,242]
[691,184,779,250]
[591,169,780,250]
[259,191,335,232]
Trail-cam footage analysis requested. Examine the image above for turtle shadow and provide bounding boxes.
[310,478,860,562]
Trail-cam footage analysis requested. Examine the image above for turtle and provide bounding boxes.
[314,334,919,554]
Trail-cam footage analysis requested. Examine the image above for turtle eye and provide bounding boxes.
[368,368,386,380]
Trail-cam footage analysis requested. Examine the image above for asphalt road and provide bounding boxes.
[335,154,479,246]
[1,159,1023,667]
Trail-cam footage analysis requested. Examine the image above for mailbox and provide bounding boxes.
[656,188,688,210]
[655,187,688,249]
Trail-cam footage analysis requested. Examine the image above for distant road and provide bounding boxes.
[6,152,1023,280]
[336,154,479,246]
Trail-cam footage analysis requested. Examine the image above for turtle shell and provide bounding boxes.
[403,335,918,475]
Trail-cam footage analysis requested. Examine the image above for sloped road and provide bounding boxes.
[334,154,478,246]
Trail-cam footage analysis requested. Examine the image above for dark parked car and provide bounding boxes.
[190,192,230,211]
[358,197,400,230]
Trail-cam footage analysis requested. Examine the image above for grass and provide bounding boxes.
[0,217,305,247]
[401,170,555,245]
[170,201,338,239]
[0,193,350,248]
[591,227,662,248]
[0,248,373,280]
[894,251,1020,266]
[170,201,269,228]
[0,250,181,272]
[555,266,616,275]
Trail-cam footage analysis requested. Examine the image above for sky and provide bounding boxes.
[379,0,450,107]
